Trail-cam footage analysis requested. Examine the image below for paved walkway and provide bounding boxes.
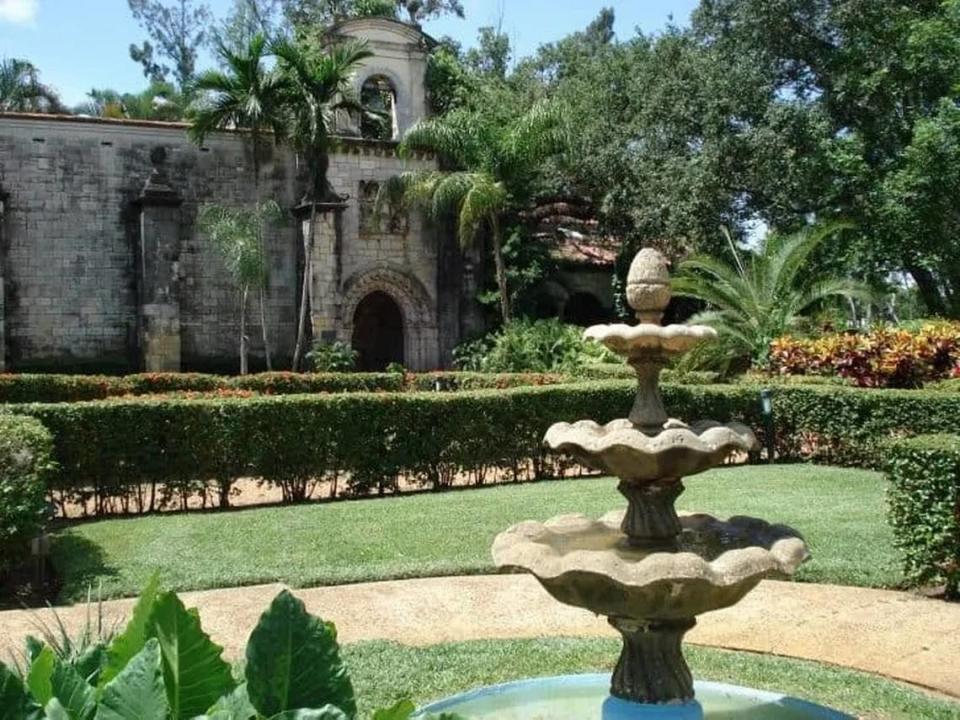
[1,575,958,698]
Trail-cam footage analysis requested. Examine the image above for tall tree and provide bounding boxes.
[189,34,286,181]
[271,37,373,369]
[215,0,283,54]
[189,33,288,368]
[199,202,283,374]
[280,0,461,29]
[392,102,567,323]
[128,0,213,90]
[0,58,64,113]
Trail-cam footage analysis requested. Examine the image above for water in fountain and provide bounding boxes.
[415,248,851,719]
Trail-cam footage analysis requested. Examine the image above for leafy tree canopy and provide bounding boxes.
[127,0,214,90]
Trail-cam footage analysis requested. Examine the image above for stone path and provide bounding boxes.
[1,575,957,698]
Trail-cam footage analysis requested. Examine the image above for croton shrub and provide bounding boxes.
[884,435,960,599]
[0,576,453,719]
[768,322,960,388]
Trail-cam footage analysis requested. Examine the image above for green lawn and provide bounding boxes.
[50,464,900,602]
[346,638,960,719]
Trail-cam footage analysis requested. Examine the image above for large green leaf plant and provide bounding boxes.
[1,578,449,720]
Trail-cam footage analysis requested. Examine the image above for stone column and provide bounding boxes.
[294,200,347,346]
[135,147,182,372]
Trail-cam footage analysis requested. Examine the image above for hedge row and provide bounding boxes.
[884,435,960,598]
[0,371,571,404]
[14,381,634,515]
[0,415,56,573]
[14,380,960,517]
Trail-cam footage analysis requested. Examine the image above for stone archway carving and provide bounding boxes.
[340,266,439,370]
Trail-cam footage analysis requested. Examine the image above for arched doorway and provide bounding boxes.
[352,291,404,371]
[564,292,608,327]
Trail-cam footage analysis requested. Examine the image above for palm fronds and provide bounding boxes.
[673,221,871,371]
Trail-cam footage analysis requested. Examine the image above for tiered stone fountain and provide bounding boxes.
[417,248,850,719]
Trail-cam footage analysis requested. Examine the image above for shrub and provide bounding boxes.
[452,318,616,373]
[884,435,960,599]
[0,576,428,719]
[769,322,960,388]
[307,341,359,372]
[14,380,960,517]
[0,415,56,573]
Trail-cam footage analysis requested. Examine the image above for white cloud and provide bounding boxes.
[0,0,38,25]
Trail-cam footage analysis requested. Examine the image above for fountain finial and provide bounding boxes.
[626,248,671,324]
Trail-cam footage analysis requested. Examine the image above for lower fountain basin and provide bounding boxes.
[414,674,852,719]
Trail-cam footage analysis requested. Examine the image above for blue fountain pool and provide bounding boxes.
[414,674,853,719]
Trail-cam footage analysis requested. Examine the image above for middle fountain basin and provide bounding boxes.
[493,510,808,619]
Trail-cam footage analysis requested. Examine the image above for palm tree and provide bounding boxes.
[188,34,287,369]
[388,102,567,323]
[271,36,374,370]
[198,201,283,374]
[189,34,286,180]
[0,58,63,113]
[671,222,872,373]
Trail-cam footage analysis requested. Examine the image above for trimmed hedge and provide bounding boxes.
[0,415,56,573]
[12,379,960,517]
[0,371,573,404]
[884,435,960,598]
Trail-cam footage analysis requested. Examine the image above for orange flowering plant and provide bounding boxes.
[769,322,960,388]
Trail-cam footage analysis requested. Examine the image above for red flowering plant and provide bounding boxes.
[768,322,960,388]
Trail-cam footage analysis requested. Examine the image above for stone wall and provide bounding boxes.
[0,114,308,372]
[0,112,466,372]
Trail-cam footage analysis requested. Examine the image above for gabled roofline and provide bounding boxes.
[325,15,438,49]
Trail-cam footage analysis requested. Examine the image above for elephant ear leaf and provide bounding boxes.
[26,646,56,705]
[49,660,97,720]
[0,662,34,720]
[245,590,356,718]
[43,698,70,720]
[94,638,168,720]
[269,708,349,720]
[147,591,235,720]
[203,683,258,720]
[99,572,161,688]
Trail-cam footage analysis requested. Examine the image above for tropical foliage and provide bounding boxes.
[198,202,284,374]
[0,578,446,719]
[453,318,613,373]
[0,59,64,113]
[77,82,185,121]
[0,415,56,574]
[770,322,960,389]
[672,223,870,373]
[389,103,567,323]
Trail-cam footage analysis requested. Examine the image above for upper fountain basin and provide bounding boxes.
[545,418,758,481]
[492,510,809,620]
[585,323,717,358]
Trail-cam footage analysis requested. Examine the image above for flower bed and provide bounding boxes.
[769,322,960,388]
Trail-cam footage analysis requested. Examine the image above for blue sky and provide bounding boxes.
[0,0,699,107]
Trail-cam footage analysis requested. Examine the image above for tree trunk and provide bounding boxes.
[490,215,511,324]
[292,200,317,371]
[240,286,250,375]
[905,261,948,317]
[259,287,272,371]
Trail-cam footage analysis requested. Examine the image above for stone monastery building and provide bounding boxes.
[0,18,613,373]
